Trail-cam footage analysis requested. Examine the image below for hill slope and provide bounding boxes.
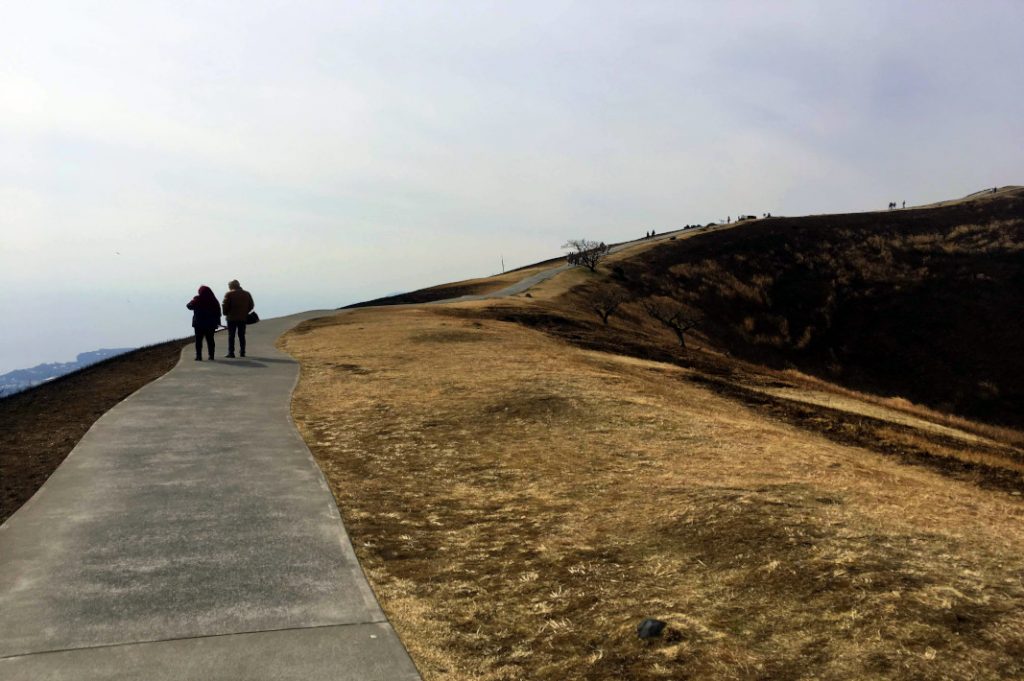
[283,303,1024,681]
[5,186,1022,678]
[282,192,1024,680]
[567,189,1024,428]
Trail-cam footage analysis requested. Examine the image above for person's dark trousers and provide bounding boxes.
[194,329,215,359]
[228,321,247,357]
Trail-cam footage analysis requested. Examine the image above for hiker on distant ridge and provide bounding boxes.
[222,280,255,358]
[187,285,221,361]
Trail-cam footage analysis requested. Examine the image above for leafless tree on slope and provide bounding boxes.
[643,297,701,349]
[563,239,609,272]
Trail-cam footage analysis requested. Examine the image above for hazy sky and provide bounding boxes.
[2,1,1022,373]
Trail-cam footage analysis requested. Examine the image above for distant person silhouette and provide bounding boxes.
[187,286,221,361]
[222,280,255,358]
[902,201,906,208]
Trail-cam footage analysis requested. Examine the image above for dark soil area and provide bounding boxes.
[0,338,188,524]
[592,191,1024,428]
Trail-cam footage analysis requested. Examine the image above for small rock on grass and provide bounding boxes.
[637,618,667,639]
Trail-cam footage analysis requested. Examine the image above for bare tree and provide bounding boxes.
[642,298,700,349]
[563,239,609,272]
[587,288,628,325]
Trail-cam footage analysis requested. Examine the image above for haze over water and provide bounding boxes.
[2,1,1022,374]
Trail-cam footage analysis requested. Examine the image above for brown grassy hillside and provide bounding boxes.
[568,192,1024,428]
[274,190,1024,680]
[283,302,1024,681]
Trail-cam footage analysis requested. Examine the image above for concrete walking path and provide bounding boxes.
[0,242,687,679]
[440,231,685,304]
[0,312,420,680]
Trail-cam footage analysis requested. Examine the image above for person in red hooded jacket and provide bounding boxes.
[186,285,221,361]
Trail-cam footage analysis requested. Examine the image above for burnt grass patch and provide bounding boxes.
[327,362,374,375]
[342,283,494,308]
[613,193,1024,428]
[409,329,491,344]
[0,338,189,523]
[482,392,578,422]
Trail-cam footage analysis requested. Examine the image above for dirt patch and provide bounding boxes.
[482,392,578,422]
[0,338,189,524]
[409,329,491,344]
[327,362,374,375]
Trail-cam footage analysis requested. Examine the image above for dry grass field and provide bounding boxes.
[282,299,1024,680]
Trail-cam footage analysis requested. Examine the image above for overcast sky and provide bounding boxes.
[1,1,1022,373]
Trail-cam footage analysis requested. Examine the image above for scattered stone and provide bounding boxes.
[637,618,667,639]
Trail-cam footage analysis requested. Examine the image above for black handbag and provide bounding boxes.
[246,311,260,324]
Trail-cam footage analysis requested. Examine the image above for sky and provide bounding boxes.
[1,0,1022,373]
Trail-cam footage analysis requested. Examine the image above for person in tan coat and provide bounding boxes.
[221,280,255,358]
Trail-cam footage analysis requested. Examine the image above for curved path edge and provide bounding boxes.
[0,311,419,680]
[0,243,686,680]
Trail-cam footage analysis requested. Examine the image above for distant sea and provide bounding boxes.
[0,348,134,397]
